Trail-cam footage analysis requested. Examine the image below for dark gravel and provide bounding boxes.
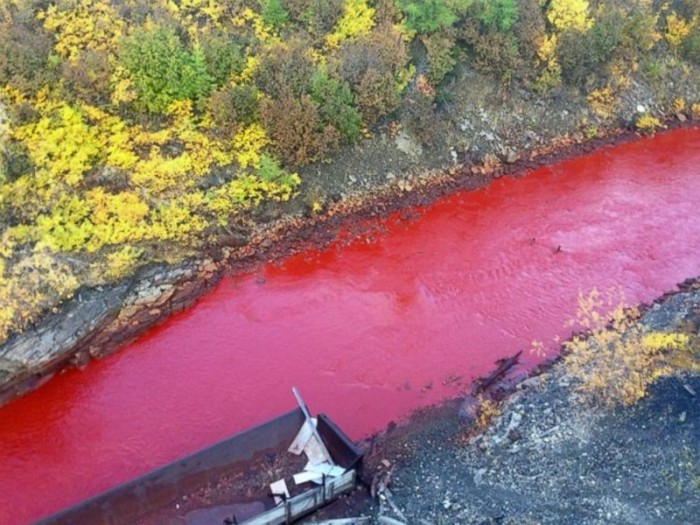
[304,284,700,525]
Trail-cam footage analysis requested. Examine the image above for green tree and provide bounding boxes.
[119,25,214,114]
[476,0,519,31]
[396,0,472,34]
[260,0,289,29]
[310,69,362,142]
[201,32,244,86]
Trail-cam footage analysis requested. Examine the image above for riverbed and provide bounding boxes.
[2,128,699,523]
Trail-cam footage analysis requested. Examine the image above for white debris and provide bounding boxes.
[303,433,332,465]
[288,418,317,455]
[305,462,346,478]
[293,471,324,485]
[269,479,290,505]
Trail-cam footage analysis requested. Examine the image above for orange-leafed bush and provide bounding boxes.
[260,92,340,166]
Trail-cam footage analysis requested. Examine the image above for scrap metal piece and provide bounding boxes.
[378,517,408,525]
[243,470,356,525]
[303,433,332,465]
[292,387,333,463]
[315,519,371,525]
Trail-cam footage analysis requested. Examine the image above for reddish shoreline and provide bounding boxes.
[2,120,696,407]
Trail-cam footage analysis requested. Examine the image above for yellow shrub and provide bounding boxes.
[665,12,693,49]
[535,34,562,90]
[82,104,139,170]
[672,97,686,113]
[326,0,376,49]
[24,189,149,253]
[233,123,269,169]
[85,189,150,250]
[0,251,79,345]
[587,87,615,119]
[607,57,632,89]
[148,193,208,241]
[563,288,690,407]
[103,245,144,281]
[232,7,278,44]
[109,64,138,105]
[476,396,500,428]
[547,0,593,33]
[636,113,663,134]
[692,103,700,119]
[166,0,226,32]
[168,100,235,173]
[0,100,8,183]
[233,56,261,84]
[13,100,102,188]
[38,0,124,61]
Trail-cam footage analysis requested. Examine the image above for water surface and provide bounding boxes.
[1,128,700,523]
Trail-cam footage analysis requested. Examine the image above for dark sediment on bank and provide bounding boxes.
[303,279,700,525]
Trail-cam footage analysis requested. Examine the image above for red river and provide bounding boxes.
[1,128,700,523]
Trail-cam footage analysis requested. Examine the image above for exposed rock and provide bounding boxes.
[500,147,519,164]
[394,130,423,158]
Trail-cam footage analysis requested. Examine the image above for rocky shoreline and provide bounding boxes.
[2,40,700,403]
[1,117,698,407]
[3,0,700,409]
[306,279,700,525]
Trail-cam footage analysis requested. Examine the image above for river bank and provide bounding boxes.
[4,124,700,523]
[2,117,698,408]
[3,0,700,409]
[308,278,700,525]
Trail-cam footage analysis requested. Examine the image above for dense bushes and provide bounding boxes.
[338,23,410,123]
[396,0,469,33]
[120,26,214,114]
[260,91,340,165]
[310,70,362,142]
[475,0,519,32]
[0,17,57,94]
[422,31,458,84]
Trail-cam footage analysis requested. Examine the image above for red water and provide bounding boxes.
[1,128,700,524]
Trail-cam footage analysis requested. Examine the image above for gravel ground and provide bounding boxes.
[304,283,700,525]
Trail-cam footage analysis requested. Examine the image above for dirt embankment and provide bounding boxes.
[306,279,700,525]
[1,55,699,406]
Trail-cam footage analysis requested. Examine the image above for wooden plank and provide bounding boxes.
[292,387,333,464]
[315,519,371,525]
[378,517,408,525]
[241,470,356,525]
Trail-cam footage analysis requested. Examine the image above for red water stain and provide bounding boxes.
[1,128,700,523]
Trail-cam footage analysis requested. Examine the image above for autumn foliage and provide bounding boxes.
[562,289,690,407]
[0,0,698,343]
